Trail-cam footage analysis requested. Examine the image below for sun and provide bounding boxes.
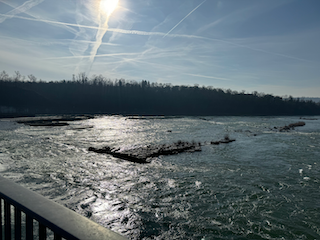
[99,0,119,16]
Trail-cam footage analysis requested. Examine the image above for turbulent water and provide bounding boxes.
[1,115,320,240]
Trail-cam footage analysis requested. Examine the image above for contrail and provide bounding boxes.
[0,1,77,34]
[186,73,230,81]
[0,0,44,24]
[0,13,98,29]
[0,13,203,38]
[78,0,119,74]
[163,0,207,38]
[0,13,314,64]
[45,52,138,60]
[88,17,110,73]
[71,1,95,74]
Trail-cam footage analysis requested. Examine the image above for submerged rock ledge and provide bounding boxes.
[88,141,202,164]
[89,137,237,164]
[16,115,94,127]
[210,135,236,145]
[276,121,306,132]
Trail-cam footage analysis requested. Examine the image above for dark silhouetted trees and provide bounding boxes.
[1,71,320,116]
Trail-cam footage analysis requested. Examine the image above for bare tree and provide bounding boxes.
[0,70,9,81]
[28,74,37,82]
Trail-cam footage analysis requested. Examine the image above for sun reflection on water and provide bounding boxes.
[2,116,320,239]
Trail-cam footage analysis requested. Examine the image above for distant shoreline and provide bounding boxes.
[2,113,320,120]
[1,76,320,116]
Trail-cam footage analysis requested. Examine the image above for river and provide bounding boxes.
[0,115,320,239]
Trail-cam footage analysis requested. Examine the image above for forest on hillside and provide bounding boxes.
[1,71,320,117]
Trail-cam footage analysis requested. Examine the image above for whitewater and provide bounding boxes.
[0,115,319,239]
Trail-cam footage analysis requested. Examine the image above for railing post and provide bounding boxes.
[54,232,62,240]
[4,200,11,240]
[39,223,46,240]
[14,207,21,240]
[0,176,127,240]
[26,215,33,239]
[0,198,2,240]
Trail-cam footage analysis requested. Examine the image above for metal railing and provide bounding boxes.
[0,176,127,240]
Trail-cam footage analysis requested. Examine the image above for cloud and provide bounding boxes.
[0,12,209,42]
[0,0,45,24]
[70,1,97,74]
[0,37,73,80]
[45,52,138,60]
[70,0,122,75]
[1,11,313,65]
[0,0,78,34]
[185,73,230,81]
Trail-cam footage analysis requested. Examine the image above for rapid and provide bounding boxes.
[0,116,320,239]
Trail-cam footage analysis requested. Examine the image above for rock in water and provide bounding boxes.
[88,141,202,164]
[279,121,306,132]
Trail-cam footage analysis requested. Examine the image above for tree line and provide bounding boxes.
[1,70,320,116]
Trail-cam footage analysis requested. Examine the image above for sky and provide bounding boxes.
[0,0,320,97]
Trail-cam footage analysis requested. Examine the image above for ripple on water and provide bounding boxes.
[1,116,320,239]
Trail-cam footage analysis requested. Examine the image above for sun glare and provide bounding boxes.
[100,0,119,16]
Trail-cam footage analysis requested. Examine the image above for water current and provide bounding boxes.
[0,116,320,239]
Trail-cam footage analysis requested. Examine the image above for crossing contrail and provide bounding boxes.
[0,13,204,38]
[163,0,207,38]
[0,0,77,34]
[75,0,119,74]
[0,0,45,24]
[0,12,314,64]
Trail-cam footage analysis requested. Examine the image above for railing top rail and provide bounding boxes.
[0,176,127,240]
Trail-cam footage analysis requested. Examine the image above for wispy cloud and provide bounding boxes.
[71,1,96,74]
[0,0,78,34]
[45,52,138,60]
[221,38,316,64]
[0,36,74,80]
[0,34,117,49]
[0,0,44,23]
[87,1,119,74]
[1,12,313,65]
[0,13,203,38]
[186,73,230,81]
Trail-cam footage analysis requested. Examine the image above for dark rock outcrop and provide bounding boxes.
[211,135,236,145]
[278,121,306,132]
[300,117,318,120]
[16,115,94,127]
[19,120,69,126]
[88,140,202,164]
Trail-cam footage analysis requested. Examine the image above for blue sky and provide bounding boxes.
[0,0,320,97]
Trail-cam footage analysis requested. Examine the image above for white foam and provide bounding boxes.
[167,179,176,188]
[0,153,10,171]
[0,163,6,172]
[195,181,202,188]
[0,120,19,130]
[211,220,222,226]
